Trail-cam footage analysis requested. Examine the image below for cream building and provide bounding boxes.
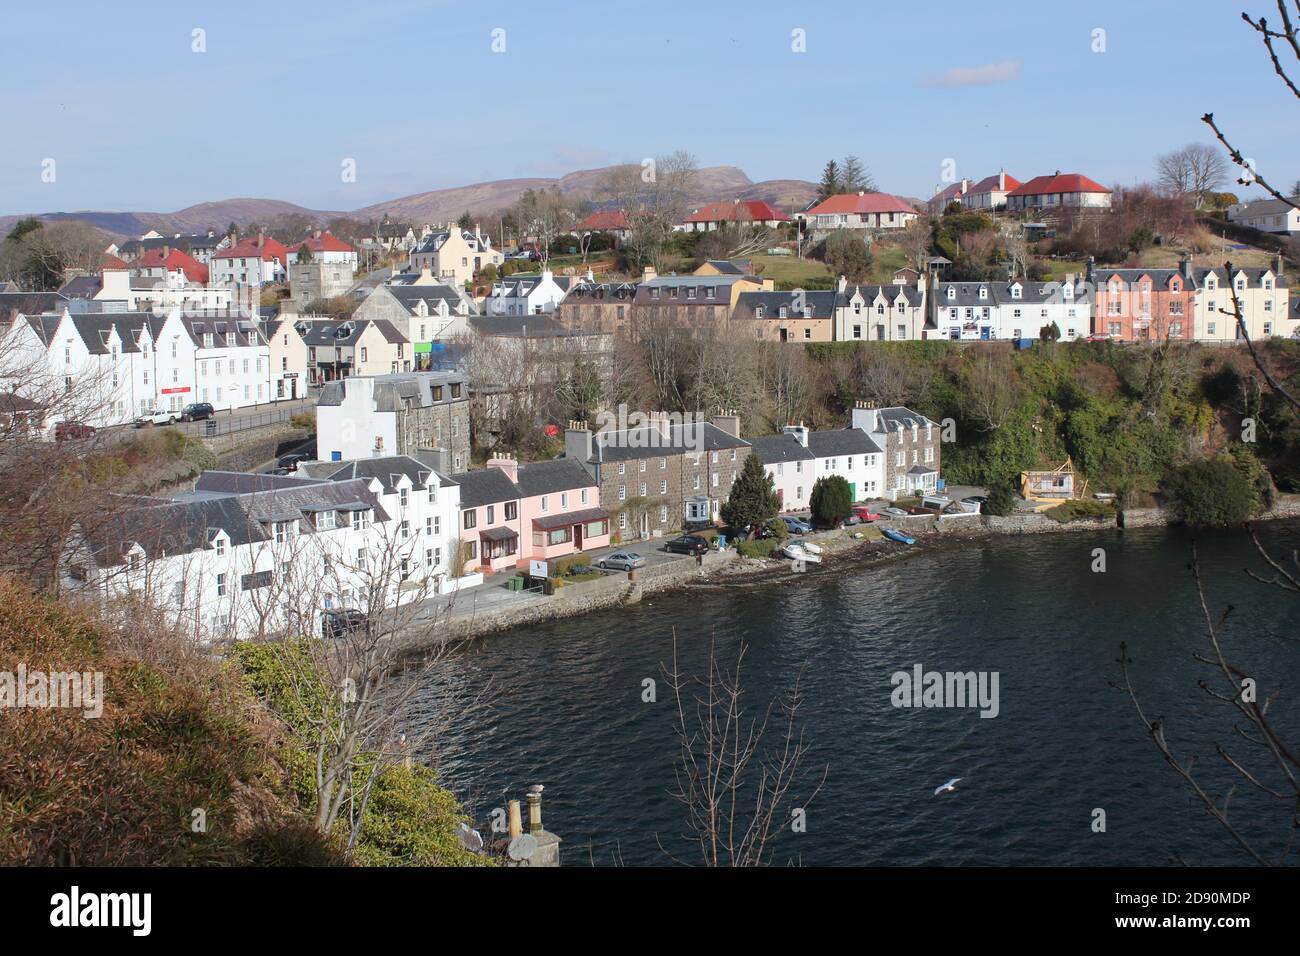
[1191,260,1293,341]
[409,224,502,288]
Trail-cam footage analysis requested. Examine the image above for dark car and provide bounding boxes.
[322,608,367,638]
[663,534,709,555]
[54,421,96,442]
[263,466,292,476]
[180,402,214,422]
[277,452,310,470]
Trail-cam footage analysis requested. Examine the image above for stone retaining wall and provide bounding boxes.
[208,425,311,472]
[438,550,737,642]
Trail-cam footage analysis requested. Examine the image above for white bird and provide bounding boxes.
[934,777,962,795]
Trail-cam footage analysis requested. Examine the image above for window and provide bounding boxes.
[618,512,627,530]
[504,501,517,520]
[351,509,370,530]
[215,538,226,557]
[274,521,292,544]
[659,505,668,522]
[639,460,647,472]
[463,509,477,530]
[561,492,568,508]
[580,488,588,505]
[317,510,337,530]
[216,573,227,597]
[540,496,548,513]
[639,482,646,497]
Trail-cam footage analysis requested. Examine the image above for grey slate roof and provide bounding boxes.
[451,468,521,508]
[310,455,457,494]
[58,275,103,299]
[590,421,749,463]
[806,428,883,457]
[735,290,837,320]
[0,291,69,317]
[748,433,815,465]
[383,284,467,313]
[843,284,925,307]
[873,406,936,431]
[515,458,594,497]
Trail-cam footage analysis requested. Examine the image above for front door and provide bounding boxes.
[639,511,649,537]
[574,523,583,550]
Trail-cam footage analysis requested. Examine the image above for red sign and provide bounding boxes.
[161,387,191,395]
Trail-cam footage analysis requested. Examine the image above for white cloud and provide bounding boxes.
[921,59,1023,89]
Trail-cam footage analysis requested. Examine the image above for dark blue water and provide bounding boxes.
[403,524,1300,866]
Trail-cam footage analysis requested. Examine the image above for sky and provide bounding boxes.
[1,0,1295,216]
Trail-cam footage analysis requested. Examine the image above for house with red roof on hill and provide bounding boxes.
[1006,172,1111,211]
[210,234,289,286]
[800,191,918,231]
[575,209,632,244]
[286,230,358,269]
[134,246,210,285]
[679,198,790,232]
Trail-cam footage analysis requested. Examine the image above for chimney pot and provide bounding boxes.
[527,785,544,835]
[507,800,522,838]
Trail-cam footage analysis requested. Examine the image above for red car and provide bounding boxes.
[852,506,880,522]
[54,421,96,442]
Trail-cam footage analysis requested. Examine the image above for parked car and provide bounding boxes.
[852,506,880,522]
[133,408,179,427]
[277,452,310,470]
[180,402,214,422]
[663,535,709,556]
[321,608,367,638]
[263,466,292,476]
[597,551,646,571]
[881,506,909,518]
[779,516,813,534]
[54,421,96,442]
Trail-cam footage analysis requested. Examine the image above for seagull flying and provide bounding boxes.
[934,777,962,796]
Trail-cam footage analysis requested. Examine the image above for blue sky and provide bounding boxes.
[1,0,1295,215]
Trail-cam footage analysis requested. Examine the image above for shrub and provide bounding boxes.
[810,475,853,526]
[290,411,316,431]
[983,481,1018,517]
[736,538,777,559]
[721,454,780,534]
[552,554,591,577]
[1043,499,1116,523]
[1161,457,1259,526]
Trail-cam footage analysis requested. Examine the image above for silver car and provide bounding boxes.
[597,551,646,571]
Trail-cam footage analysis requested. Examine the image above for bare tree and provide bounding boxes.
[661,633,824,866]
[1156,143,1229,207]
[602,151,699,273]
[962,346,1022,432]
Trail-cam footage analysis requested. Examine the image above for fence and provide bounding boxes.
[183,407,307,439]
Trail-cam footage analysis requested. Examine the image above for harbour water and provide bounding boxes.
[402,524,1300,866]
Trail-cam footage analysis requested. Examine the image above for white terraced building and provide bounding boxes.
[61,464,480,642]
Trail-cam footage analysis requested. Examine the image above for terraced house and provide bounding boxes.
[749,421,885,511]
[450,455,607,574]
[851,402,941,499]
[1190,258,1292,342]
[552,279,638,334]
[1088,260,1194,341]
[930,278,1091,341]
[835,280,927,341]
[733,290,837,342]
[564,413,751,538]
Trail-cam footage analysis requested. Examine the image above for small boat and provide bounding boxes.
[782,542,823,564]
[881,527,915,545]
[801,541,824,556]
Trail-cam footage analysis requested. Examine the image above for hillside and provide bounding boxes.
[0,164,819,238]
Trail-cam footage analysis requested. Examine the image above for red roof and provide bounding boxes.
[214,236,288,266]
[684,199,790,224]
[1007,173,1109,197]
[137,247,209,284]
[804,192,916,216]
[967,172,1021,194]
[292,231,353,255]
[577,210,630,231]
[101,253,127,270]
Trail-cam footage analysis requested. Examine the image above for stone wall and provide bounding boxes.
[437,550,736,642]
[206,424,311,472]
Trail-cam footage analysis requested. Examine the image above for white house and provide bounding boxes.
[1227,198,1300,235]
[61,467,481,642]
[930,279,1090,341]
[483,269,582,316]
[285,231,359,268]
[748,422,885,511]
[180,313,273,410]
[1005,173,1112,211]
[835,281,927,341]
[210,236,289,286]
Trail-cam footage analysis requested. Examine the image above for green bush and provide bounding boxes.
[1043,499,1115,523]
[552,554,591,576]
[766,518,790,540]
[809,475,852,526]
[290,411,316,431]
[1161,457,1260,527]
[736,538,778,559]
[983,481,1018,517]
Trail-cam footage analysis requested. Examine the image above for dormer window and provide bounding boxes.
[1009,285,1020,299]
[979,286,988,299]
[317,510,337,530]
[946,287,955,300]
[755,306,764,318]
[778,306,788,318]
[351,509,370,530]
[215,537,226,557]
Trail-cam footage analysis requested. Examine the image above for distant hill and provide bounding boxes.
[0,164,820,239]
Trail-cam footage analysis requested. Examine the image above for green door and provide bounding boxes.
[849,482,856,503]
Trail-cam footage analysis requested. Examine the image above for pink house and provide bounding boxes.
[451,454,609,574]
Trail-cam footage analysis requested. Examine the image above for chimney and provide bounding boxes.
[413,447,448,473]
[565,419,593,465]
[850,399,877,433]
[998,170,1006,191]
[507,801,522,839]
[527,785,543,835]
[710,410,741,439]
[256,231,265,248]
[642,265,657,282]
[1274,253,1285,278]
[1179,254,1193,282]
[837,274,848,294]
[313,229,322,240]
[858,189,866,196]
[501,785,561,867]
[782,423,810,447]
[487,452,518,484]
[1085,255,1095,285]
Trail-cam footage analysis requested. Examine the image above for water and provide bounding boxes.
[401,524,1300,866]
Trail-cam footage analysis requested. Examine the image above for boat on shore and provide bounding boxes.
[881,527,916,545]
[782,542,823,564]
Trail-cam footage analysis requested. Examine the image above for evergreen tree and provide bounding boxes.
[840,155,875,193]
[818,160,842,201]
[457,211,473,230]
[809,475,853,527]
[983,480,1018,517]
[721,453,781,537]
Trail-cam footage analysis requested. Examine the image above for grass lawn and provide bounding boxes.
[752,253,834,290]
